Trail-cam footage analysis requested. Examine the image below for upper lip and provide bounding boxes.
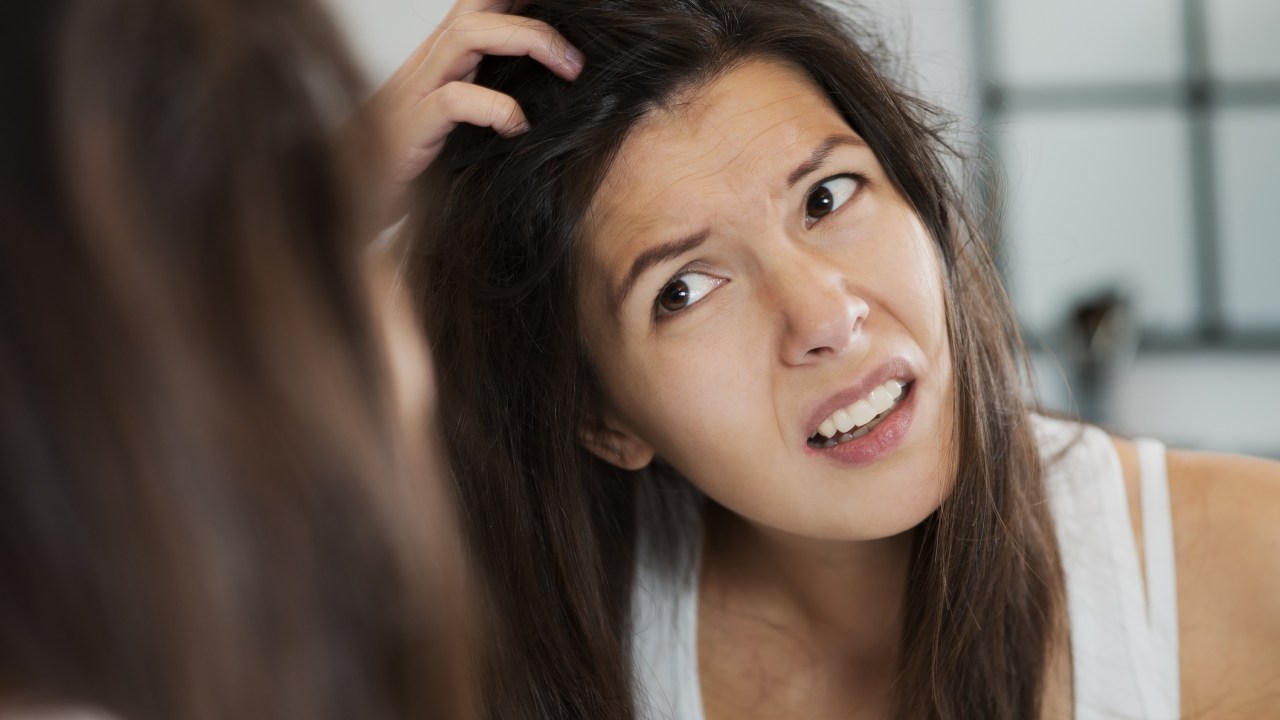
[801,357,915,440]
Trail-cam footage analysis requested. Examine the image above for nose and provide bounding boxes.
[771,251,869,366]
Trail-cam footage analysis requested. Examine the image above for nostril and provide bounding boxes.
[782,303,865,365]
[775,269,868,365]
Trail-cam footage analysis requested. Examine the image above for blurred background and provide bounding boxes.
[324,0,1280,457]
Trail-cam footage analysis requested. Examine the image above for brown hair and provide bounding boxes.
[409,0,1061,717]
[0,0,469,718]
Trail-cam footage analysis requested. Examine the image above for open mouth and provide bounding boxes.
[806,379,910,449]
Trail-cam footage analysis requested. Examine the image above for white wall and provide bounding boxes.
[322,0,453,86]
[861,0,980,125]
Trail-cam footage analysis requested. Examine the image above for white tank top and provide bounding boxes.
[631,414,1180,719]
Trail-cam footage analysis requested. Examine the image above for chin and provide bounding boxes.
[815,458,954,542]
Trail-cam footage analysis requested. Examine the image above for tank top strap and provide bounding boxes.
[1033,414,1182,719]
[1135,437,1181,717]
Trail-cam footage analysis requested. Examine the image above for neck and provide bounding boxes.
[701,502,914,663]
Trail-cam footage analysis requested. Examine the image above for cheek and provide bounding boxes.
[917,264,951,360]
[605,328,768,472]
[890,218,951,359]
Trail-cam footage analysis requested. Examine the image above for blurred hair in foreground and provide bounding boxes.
[0,1,471,718]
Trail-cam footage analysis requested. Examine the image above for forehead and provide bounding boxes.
[584,58,855,255]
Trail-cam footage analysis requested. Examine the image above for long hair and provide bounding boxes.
[0,0,470,718]
[408,0,1061,717]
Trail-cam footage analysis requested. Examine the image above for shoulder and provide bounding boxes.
[1127,442,1280,716]
[1166,447,1280,539]
[1167,448,1280,629]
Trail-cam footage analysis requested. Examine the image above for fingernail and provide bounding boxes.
[563,45,585,73]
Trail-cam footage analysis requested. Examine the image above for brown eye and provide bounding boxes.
[807,186,835,218]
[659,279,691,312]
[804,176,860,223]
[654,272,724,317]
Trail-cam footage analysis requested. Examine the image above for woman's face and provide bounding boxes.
[578,59,955,542]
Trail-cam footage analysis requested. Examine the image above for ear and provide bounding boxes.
[578,411,655,471]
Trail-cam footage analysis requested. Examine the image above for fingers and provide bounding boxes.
[363,0,581,224]
[424,12,584,87]
[429,81,528,137]
[379,1,517,92]
[389,82,528,184]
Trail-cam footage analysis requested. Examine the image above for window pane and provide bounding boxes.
[1206,0,1280,80]
[1215,108,1280,329]
[992,0,1184,85]
[1000,110,1196,335]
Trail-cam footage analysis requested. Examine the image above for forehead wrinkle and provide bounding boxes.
[583,59,852,320]
[639,105,808,208]
[615,58,831,202]
[594,137,716,245]
[674,86,838,199]
[595,108,734,238]
[584,146,713,321]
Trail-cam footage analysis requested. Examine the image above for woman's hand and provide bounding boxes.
[358,0,584,228]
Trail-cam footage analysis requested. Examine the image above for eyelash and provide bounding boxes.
[803,173,866,227]
[653,267,726,321]
[650,173,865,321]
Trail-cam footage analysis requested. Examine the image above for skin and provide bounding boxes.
[570,59,1280,718]
[1160,446,1280,718]
[578,59,958,718]
[356,0,583,227]
[370,2,1280,714]
[580,60,956,542]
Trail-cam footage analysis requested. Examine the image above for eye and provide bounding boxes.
[655,271,724,317]
[804,175,861,224]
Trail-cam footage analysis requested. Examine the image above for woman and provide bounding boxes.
[405,0,1280,718]
[0,0,488,716]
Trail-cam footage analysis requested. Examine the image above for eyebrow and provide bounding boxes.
[786,134,867,189]
[609,134,866,314]
[612,228,711,313]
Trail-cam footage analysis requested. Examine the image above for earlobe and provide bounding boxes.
[579,416,655,471]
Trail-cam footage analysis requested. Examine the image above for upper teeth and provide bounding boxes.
[814,379,905,439]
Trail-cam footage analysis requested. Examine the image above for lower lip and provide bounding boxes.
[803,383,917,466]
